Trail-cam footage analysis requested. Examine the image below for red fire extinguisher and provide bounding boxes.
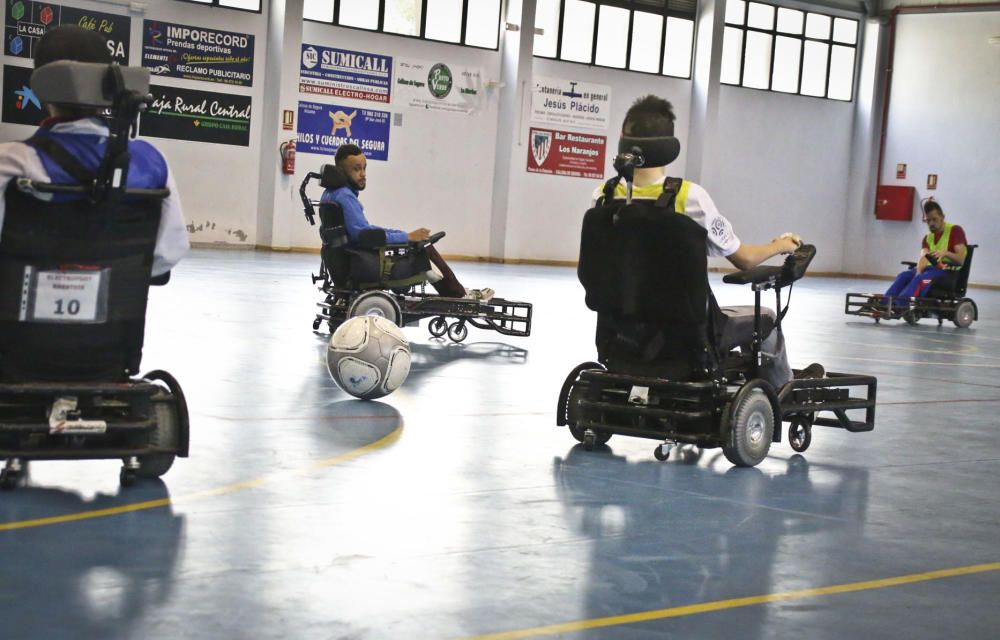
[279,139,296,175]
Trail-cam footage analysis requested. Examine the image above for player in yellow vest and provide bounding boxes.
[883,200,968,302]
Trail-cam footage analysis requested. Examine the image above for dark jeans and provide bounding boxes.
[426,245,465,297]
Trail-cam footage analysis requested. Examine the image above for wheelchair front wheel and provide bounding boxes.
[953,299,975,328]
[428,316,448,338]
[723,388,773,467]
[787,417,812,453]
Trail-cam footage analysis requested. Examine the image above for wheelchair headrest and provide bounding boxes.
[320,164,350,190]
[617,135,681,168]
[31,61,150,108]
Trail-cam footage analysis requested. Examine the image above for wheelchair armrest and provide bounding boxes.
[900,261,917,268]
[356,228,388,249]
[723,244,816,289]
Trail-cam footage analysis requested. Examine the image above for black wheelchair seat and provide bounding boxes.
[718,306,776,351]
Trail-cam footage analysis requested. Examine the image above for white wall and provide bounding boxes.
[703,86,856,273]
[853,10,1000,283]
[0,1,268,247]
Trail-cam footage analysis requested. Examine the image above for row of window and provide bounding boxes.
[721,0,859,101]
[533,0,696,79]
[177,0,861,102]
[304,0,502,49]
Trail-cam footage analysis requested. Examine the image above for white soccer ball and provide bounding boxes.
[327,316,411,399]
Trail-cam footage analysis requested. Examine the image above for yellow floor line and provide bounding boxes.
[0,425,402,532]
[460,562,1000,640]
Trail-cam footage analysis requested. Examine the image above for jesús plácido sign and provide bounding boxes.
[299,44,392,104]
[4,1,130,63]
[139,84,252,146]
[142,20,254,87]
[296,100,390,161]
[531,76,611,130]
[394,58,483,115]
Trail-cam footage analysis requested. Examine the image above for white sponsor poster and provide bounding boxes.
[394,58,484,114]
[531,75,611,130]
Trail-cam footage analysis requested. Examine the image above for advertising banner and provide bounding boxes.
[139,84,252,147]
[299,44,392,104]
[2,64,44,126]
[4,1,130,63]
[394,58,483,114]
[142,20,254,87]
[296,100,390,161]
[531,76,611,130]
[526,127,606,180]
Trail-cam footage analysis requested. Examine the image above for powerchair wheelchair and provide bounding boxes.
[556,158,877,467]
[0,61,189,489]
[845,245,979,328]
[299,165,532,342]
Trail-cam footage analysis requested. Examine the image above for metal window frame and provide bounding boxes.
[306,0,503,52]
[721,0,858,102]
[172,0,263,13]
[538,0,695,80]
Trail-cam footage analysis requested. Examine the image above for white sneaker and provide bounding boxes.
[464,287,495,302]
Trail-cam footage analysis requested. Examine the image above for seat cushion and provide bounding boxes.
[718,306,776,351]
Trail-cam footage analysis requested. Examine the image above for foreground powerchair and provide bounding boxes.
[299,165,532,342]
[556,156,876,467]
[0,62,189,489]
[845,245,979,328]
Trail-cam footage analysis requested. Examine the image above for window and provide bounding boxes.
[304,0,502,50]
[532,0,697,79]
[721,1,860,101]
[174,0,261,11]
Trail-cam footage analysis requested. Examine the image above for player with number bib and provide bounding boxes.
[0,25,188,298]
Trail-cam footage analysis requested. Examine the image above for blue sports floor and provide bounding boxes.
[2,249,998,639]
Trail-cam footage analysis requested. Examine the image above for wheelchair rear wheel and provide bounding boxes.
[348,291,402,326]
[723,388,773,467]
[953,299,975,328]
[565,376,612,447]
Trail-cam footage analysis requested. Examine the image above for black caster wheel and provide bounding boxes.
[788,419,812,453]
[447,321,468,343]
[653,443,671,461]
[903,310,919,326]
[119,467,137,488]
[313,318,322,330]
[583,431,596,451]
[429,316,448,338]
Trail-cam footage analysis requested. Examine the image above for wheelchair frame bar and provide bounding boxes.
[777,372,877,432]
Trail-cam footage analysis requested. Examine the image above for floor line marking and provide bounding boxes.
[458,562,1000,640]
[0,425,402,532]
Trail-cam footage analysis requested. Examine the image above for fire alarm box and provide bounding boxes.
[875,185,915,221]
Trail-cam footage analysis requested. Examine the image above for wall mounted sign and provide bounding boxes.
[526,127,606,180]
[299,44,392,104]
[4,1,130,63]
[2,64,44,126]
[296,100,390,161]
[140,84,252,146]
[896,163,906,180]
[927,174,938,190]
[394,58,483,114]
[531,76,611,130]
[142,20,254,87]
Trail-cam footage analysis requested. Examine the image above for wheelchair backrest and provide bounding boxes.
[0,61,163,382]
[579,199,714,376]
[0,185,162,381]
[955,244,977,297]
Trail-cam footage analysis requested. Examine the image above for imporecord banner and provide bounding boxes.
[140,84,252,147]
[142,20,254,87]
[299,44,392,104]
[296,100,390,161]
[4,1,130,63]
